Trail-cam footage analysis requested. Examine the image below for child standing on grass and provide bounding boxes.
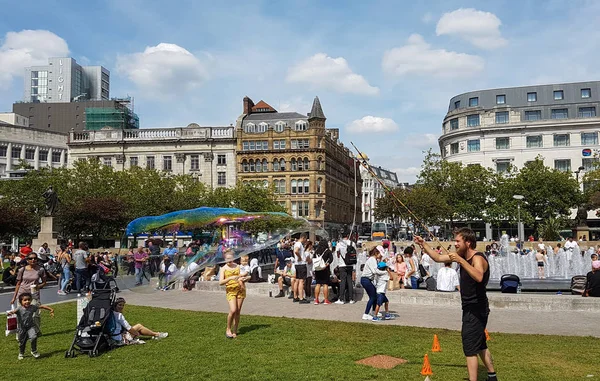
[372,261,392,321]
[7,292,54,360]
[219,250,248,338]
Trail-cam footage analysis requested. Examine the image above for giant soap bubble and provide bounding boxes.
[112,207,323,294]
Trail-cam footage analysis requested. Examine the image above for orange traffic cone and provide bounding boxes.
[420,353,433,376]
[431,334,441,352]
[485,329,491,341]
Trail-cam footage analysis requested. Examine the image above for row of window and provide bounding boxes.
[0,146,62,162]
[242,139,310,151]
[449,106,598,130]
[241,157,322,172]
[448,132,600,154]
[495,158,597,174]
[105,154,227,172]
[458,88,592,109]
[244,121,308,133]
[245,178,324,195]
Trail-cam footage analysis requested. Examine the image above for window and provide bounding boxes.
[551,108,568,119]
[242,160,249,172]
[163,156,172,171]
[467,140,480,152]
[190,155,199,170]
[317,178,323,193]
[579,107,596,118]
[581,132,598,145]
[303,157,309,171]
[146,156,155,170]
[525,110,542,121]
[581,88,591,98]
[291,201,298,218]
[274,179,286,194]
[300,201,310,217]
[295,121,308,131]
[291,159,297,171]
[248,160,255,172]
[39,150,48,161]
[304,179,310,194]
[11,146,21,159]
[103,157,112,167]
[217,172,226,186]
[255,160,262,172]
[527,92,537,102]
[273,140,286,150]
[554,90,564,100]
[52,151,61,163]
[257,123,268,133]
[242,142,248,151]
[0,146,6,157]
[496,160,511,174]
[454,100,460,109]
[553,134,570,147]
[275,122,285,132]
[450,118,458,130]
[496,137,510,150]
[583,158,599,172]
[262,159,268,172]
[279,159,286,171]
[217,154,226,165]
[469,97,479,107]
[467,114,480,127]
[291,180,298,194]
[273,159,280,171]
[496,94,506,104]
[495,111,509,124]
[245,123,255,133]
[25,148,35,160]
[291,139,310,149]
[242,141,268,150]
[130,156,138,167]
[554,159,571,172]
[526,135,543,148]
[450,143,459,154]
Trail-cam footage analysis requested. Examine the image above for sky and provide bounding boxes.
[2,0,600,183]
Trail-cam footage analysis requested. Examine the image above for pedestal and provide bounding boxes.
[32,216,59,253]
[573,226,590,241]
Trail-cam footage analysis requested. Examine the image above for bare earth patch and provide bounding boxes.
[356,355,408,369]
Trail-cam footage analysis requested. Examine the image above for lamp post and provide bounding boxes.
[574,165,585,192]
[513,194,525,244]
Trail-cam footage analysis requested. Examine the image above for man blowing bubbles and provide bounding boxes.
[414,228,498,381]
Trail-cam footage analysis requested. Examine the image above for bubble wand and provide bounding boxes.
[350,141,450,254]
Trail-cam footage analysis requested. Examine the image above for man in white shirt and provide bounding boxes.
[37,243,49,263]
[436,262,460,292]
[293,234,310,304]
[564,237,579,261]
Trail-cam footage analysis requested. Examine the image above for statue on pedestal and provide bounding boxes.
[42,186,59,216]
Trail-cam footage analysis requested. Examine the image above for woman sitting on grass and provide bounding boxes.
[111,297,168,345]
[219,250,249,338]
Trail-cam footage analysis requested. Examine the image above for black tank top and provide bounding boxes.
[459,252,489,309]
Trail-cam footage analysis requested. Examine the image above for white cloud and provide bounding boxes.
[287,53,379,96]
[382,34,484,78]
[393,167,421,176]
[409,133,439,148]
[0,30,69,88]
[278,97,312,113]
[116,43,209,97]
[436,8,507,49]
[346,116,398,134]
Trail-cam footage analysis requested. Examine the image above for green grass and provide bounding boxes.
[1,302,598,381]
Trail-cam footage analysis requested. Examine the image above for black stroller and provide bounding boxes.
[65,288,117,358]
[500,274,521,293]
[91,267,120,292]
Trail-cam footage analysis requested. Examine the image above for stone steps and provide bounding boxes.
[193,281,600,312]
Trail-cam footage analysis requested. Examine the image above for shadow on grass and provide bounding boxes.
[43,329,74,337]
[41,349,71,358]
[237,324,271,335]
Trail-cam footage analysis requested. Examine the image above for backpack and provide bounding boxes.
[343,243,357,266]
[425,276,436,291]
[418,264,428,278]
[571,275,587,295]
[312,249,329,271]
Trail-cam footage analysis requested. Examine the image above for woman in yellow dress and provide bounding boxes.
[219,250,248,338]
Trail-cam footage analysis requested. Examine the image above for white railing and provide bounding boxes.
[69,127,234,143]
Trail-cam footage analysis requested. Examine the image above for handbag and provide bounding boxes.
[5,304,17,336]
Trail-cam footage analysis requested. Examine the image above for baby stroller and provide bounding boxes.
[91,266,119,292]
[500,274,521,293]
[65,288,117,358]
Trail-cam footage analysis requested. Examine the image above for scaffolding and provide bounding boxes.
[85,97,139,130]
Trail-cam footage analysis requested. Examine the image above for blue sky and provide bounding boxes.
[1,0,600,182]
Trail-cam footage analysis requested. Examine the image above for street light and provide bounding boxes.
[513,194,525,244]
[574,165,585,186]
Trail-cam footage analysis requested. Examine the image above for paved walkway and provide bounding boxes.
[122,289,600,338]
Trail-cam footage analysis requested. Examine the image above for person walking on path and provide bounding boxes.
[414,228,497,381]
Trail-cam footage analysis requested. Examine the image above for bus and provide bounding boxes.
[371,222,388,241]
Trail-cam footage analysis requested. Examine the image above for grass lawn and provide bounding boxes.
[1,302,598,381]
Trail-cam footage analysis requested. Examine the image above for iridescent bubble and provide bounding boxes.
[114,207,324,294]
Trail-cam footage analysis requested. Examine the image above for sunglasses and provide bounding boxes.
[27,257,37,260]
